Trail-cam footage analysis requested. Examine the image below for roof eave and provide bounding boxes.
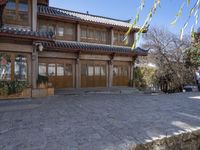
[0,32,54,41]
[38,13,140,31]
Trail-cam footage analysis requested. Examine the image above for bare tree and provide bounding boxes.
[142,27,193,92]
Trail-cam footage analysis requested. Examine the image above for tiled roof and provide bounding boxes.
[42,41,148,56]
[0,26,54,40]
[38,5,140,29]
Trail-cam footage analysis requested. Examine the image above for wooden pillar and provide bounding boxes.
[132,57,136,87]
[32,46,38,89]
[108,60,113,88]
[106,63,109,87]
[77,23,81,42]
[75,52,80,88]
[75,61,80,88]
[10,54,15,81]
[130,61,134,87]
[32,0,37,31]
[110,28,114,45]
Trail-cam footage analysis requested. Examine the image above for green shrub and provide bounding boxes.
[0,81,27,96]
[37,75,48,84]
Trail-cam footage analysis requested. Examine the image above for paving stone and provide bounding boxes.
[0,92,200,150]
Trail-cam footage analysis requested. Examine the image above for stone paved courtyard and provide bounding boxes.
[0,92,200,150]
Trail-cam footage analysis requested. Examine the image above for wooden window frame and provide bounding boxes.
[3,0,31,26]
[114,31,126,46]
[0,52,29,82]
[80,26,108,44]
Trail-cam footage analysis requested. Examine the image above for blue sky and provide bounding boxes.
[49,0,198,35]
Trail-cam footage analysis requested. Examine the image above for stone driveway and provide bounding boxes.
[0,92,200,150]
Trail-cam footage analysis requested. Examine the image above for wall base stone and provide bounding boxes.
[133,129,200,150]
[32,88,54,98]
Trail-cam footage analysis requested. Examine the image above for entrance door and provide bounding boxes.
[81,61,107,88]
[38,59,74,89]
[113,63,130,86]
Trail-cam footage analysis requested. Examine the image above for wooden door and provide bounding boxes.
[113,63,130,86]
[39,59,74,89]
[81,61,107,88]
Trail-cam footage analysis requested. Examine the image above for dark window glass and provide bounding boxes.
[14,55,27,81]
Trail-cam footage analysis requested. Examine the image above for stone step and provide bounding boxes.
[55,87,142,95]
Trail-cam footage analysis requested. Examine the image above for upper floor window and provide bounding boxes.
[3,0,30,26]
[114,31,126,46]
[57,26,64,37]
[38,20,76,41]
[81,28,87,39]
[80,26,108,44]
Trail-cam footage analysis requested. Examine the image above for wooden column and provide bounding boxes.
[32,0,37,31]
[132,57,137,87]
[32,46,38,89]
[108,60,113,88]
[110,28,114,45]
[130,61,134,87]
[75,52,80,88]
[10,54,15,81]
[77,23,81,42]
[106,63,109,87]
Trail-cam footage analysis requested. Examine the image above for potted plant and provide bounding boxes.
[37,75,49,89]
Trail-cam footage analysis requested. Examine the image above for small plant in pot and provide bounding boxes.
[37,75,49,89]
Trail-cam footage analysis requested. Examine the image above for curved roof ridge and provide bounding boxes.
[38,5,140,29]
[45,5,132,23]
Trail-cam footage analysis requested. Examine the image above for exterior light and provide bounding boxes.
[38,44,44,52]
[34,42,44,52]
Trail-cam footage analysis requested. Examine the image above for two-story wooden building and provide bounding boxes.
[0,0,148,97]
